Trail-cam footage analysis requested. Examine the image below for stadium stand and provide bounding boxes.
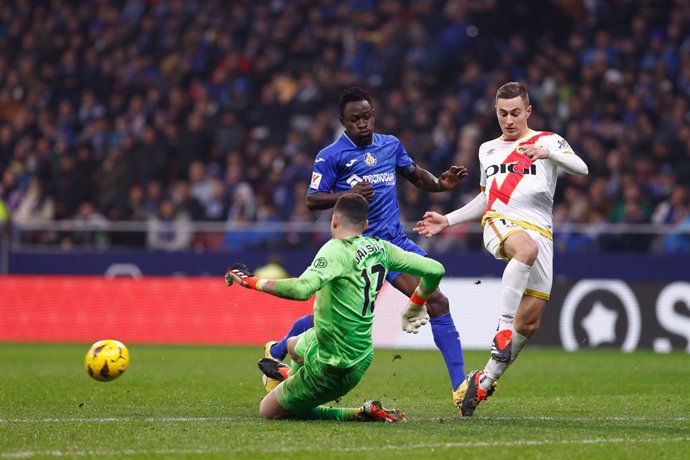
[0,0,689,253]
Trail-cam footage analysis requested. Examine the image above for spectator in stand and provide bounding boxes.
[66,201,109,248]
[13,176,55,244]
[142,180,164,217]
[170,179,204,222]
[653,184,690,253]
[94,147,133,213]
[0,169,22,215]
[130,125,169,185]
[147,199,193,252]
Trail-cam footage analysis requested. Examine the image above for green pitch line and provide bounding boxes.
[1,344,689,460]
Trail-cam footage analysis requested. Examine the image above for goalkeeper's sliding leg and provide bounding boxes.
[258,330,405,422]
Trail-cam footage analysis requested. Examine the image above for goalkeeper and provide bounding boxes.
[225,193,445,422]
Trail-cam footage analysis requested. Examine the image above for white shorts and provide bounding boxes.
[482,217,553,300]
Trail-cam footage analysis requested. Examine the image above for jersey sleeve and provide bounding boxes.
[273,240,344,300]
[478,148,487,188]
[540,133,574,155]
[308,150,338,194]
[383,241,445,293]
[541,133,588,176]
[393,136,414,169]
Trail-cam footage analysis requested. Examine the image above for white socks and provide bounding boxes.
[481,330,529,392]
[499,259,531,330]
[479,258,533,392]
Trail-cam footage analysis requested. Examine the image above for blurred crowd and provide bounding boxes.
[1,0,689,253]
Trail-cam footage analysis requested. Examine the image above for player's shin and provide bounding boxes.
[481,330,528,392]
[430,314,465,391]
[499,259,531,330]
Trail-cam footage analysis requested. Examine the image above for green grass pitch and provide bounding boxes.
[1,343,689,459]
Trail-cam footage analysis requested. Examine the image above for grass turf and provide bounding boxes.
[1,343,689,459]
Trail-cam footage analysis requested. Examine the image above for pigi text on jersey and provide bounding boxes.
[485,162,537,178]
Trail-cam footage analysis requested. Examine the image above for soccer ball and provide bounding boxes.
[84,339,130,382]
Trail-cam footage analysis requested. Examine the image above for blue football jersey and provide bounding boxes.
[308,133,414,241]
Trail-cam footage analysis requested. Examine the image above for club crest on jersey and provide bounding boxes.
[346,174,363,187]
[364,152,377,166]
[486,162,536,178]
[314,257,327,268]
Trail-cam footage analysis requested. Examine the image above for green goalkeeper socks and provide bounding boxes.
[298,406,358,421]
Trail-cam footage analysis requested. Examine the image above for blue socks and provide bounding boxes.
[430,313,465,390]
[270,314,314,360]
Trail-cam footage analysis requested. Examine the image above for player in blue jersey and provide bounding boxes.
[264,87,470,414]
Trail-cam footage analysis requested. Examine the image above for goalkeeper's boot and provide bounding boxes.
[258,358,291,383]
[355,400,407,423]
[490,329,513,363]
[453,370,496,417]
[261,341,281,392]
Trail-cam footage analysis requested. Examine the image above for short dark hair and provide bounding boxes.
[496,82,530,106]
[334,193,369,227]
[339,87,372,116]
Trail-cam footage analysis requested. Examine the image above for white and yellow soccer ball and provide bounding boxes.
[84,339,130,382]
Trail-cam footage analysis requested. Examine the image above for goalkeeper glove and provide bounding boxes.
[400,288,430,334]
[225,263,261,290]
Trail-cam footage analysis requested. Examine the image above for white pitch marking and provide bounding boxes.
[482,415,690,422]
[2,437,690,458]
[1,415,688,423]
[0,416,237,423]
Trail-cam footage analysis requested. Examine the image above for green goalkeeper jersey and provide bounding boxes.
[273,235,444,368]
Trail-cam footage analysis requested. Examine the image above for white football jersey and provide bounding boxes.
[478,129,574,237]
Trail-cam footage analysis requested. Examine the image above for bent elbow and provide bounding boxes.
[305,195,316,210]
[305,195,322,211]
[434,263,446,278]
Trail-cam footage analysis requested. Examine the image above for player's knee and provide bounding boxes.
[286,337,303,364]
[259,398,284,420]
[425,290,449,317]
[516,240,538,266]
[259,399,270,419]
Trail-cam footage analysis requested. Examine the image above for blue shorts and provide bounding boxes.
[386,234,427,282]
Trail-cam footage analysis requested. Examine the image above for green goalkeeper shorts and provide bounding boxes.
[274,328,373,414]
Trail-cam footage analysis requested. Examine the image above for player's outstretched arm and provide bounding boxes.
[413,211,449,238]
[521,142,588,176]
[402,164,468,192]
[385,243,445,333]
[225,264,322,301]
[305,182,374,211]
[401,266,443,333]
[413,191,487,238]
[225,263,263,289]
